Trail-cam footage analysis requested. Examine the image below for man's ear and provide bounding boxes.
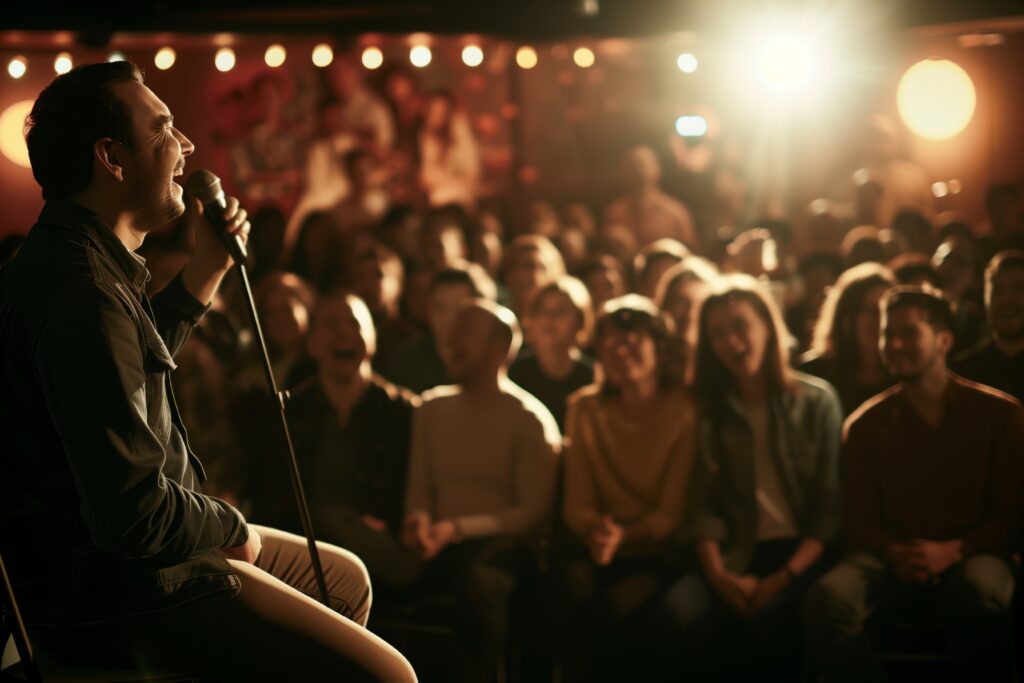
[93,138,125,182]
[937,328,955,356]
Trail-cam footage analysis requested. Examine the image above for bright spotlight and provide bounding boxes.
[108,52,126,63]
[754,33,815,93]
[361,47,384,70]
[462,45,484,68]
[409,45,432,68]
[7,57,26,79]
[677,52,698,73]
[897,59,976,140]
[154,47,176,70]
[573,47,595,68]
[675,115,708,137]
[215,48,236,72]
[54,52,73,74]
[516,46,538,70]
[312,43,334,68]
[265,44,286,68]
[0,100,33,167]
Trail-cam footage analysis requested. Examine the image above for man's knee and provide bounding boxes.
[802,563,870,641]
[319,541,374,626]
[945,554,1015,618]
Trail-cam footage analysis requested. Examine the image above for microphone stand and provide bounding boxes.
[232,259,331,607]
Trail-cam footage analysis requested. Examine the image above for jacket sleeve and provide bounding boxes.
[804,385,843,543]
[35,283,248,562]
[682,419,730,543]
[148,271,210,359]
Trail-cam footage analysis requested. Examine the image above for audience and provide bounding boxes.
[799,263,895,416]
[402,300,561,682]
[803,285,1024,682]
[953,250,1024,403]
[509,276,595,429]
[663,275,842,681]
[558,295,697,682]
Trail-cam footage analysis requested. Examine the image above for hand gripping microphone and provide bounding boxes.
[184,169,248,266]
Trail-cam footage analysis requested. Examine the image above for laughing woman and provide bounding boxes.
[661,275,842,681]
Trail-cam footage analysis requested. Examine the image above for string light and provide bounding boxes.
[107,52,126,63]
[677,52,698,73]
[215,47,236,72]
[409,45,432,68]
[516,46,538,69]
[154,47,176,70]
[361,46,384,70]
[7,56,26,79]
[312,43,334,68]
[462,45,484,68]
[264,44,286,68]
[573,47,596,68]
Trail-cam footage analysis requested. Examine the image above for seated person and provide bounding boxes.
[558,295,697,682]
[663,275,843,682]
[247,290,422,591]
[798,263,896,416]
[401,299,561,682]
[953,250,1024,404]
[510,276,595,429]
[804,285,1024,682]
[381,262,495,394]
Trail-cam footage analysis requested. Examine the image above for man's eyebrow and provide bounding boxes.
[153,113,174,128]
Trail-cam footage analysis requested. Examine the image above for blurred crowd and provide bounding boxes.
[3,53,1023,683]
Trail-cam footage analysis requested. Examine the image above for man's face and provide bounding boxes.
[881,306,951,380]
[987,266,1024,343]
[445,306,500,384]
[428,282,474,357]
[308,295,372,383]
[113,81,194,229]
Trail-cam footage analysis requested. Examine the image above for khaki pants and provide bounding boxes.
[29,525,417,682]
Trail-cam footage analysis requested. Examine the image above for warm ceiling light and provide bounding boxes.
[7,56,27,79]
[897,59,976,140]
[312,43,334,68]
[462,45,484,68]
[264,44,286,68]
[362,46,384,70]
[516,46,538,70]
[573,47,596,68]
[409,45,432,68]
[154,47,176,70]
[215,47,236,72]
[54,52,73,75]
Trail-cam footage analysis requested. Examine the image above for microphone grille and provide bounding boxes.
[184,169,223,203]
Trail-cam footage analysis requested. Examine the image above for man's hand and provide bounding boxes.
[587,515,624,566]
[886,542,930,582]
[908,539,962,577]
[745,570,790,617]
[181,195,250,304]
[422,520,457,561]
[401,514,431,552]
[221,525,262,565]
[708,570,758,615]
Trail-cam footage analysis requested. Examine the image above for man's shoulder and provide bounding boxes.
[368,373,421,410]
[419,384,462,407]
[952,373,1023,413]
[501,380,563,447]
[843,384,902,435]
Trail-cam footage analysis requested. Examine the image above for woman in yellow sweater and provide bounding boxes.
[557,294,697,682]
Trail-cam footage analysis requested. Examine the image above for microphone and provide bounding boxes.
[184,169,248,266]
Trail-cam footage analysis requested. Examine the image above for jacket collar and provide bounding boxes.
[39,199,151,297]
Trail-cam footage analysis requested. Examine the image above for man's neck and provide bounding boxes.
[993,334,1024,359]
[461,370,503,399]
[321,364,371,424]
[71,191,145,251]
[901,364,949,427]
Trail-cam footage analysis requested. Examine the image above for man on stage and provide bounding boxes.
[0,61,415,682]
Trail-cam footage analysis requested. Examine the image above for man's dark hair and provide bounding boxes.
[428,262,497,301]
[888,252,941,288]
[882,285,955,333]
[985,249,1024,286]
[25,61,143,201]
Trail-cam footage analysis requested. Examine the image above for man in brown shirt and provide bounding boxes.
[803,285,1024,682]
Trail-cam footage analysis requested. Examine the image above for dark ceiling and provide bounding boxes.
[2,0,1022,40]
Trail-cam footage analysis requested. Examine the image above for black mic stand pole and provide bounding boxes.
[231,257,331,607]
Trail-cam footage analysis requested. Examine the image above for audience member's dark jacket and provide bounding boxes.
[684,373,844,572]
[0,201,248,623]
[246,373,417,535]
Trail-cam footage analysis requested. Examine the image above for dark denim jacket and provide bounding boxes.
[683,372,843,572]
[0,201,248,624]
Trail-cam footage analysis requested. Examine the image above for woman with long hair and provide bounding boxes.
[798,262,895,415]
[658,275,842,681]
[418,89,480,210]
